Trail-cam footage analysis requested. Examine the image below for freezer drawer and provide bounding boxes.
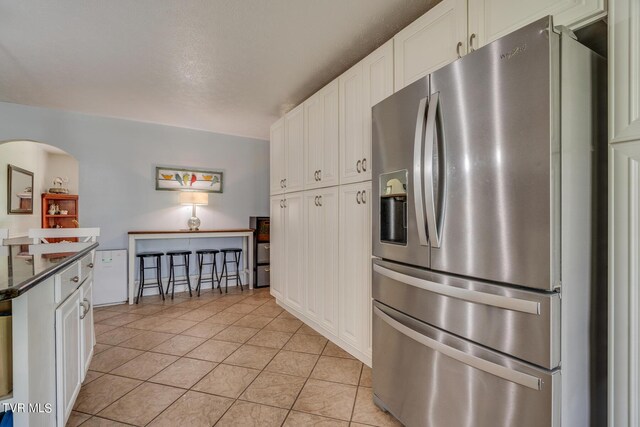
[373,259,560,369]
[373,302,559,427]
[257,243,270,264]
[256,265,270,288]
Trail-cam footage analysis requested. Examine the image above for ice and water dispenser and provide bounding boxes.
[379,170,408,245]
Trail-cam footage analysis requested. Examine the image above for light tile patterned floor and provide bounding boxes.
[67,287,402,427]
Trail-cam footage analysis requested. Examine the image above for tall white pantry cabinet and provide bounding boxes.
[269,0,607,366]
[269,40,393,364]
[609,1,640,426]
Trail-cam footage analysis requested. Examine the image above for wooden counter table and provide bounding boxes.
[127,229,254,304]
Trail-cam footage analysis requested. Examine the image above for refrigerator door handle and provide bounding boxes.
[424,92,442,248]
[373,264,540,315]
[373,306,543,390]
[413,96,429,246]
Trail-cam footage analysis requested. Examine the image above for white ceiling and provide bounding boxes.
[0,0,438,140]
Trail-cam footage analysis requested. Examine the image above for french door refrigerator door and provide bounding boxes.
[372,76,430,269]
[373,301,560,427]
[428,17,559,291]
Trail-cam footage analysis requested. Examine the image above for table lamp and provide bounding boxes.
[179,192,208,231]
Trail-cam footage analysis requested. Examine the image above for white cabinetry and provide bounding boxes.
[468,0,606,48]
[270,105,305,195]
[284,105,305,193]
[340,40,394,184]
[55,287,82,427]
[304,80,339,189]
[339,182,372,356]
[80,279,94,379]
[394,0,606,90]
[609,0,640,144]
[270,196,285,300]
[304,187,339,335]
[394,0,468,90]
[270,118,285,195]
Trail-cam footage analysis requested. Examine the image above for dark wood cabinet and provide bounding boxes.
[41,193,79,242]
[250,216,270,288]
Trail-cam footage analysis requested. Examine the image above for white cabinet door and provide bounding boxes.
[285,104,305,193]
[270,195,285,300]
[610,0,640,144]
[55,288,82,427]
[304,187,339,334]
[339,182,372,350]
[362,40,394,182]
[305,80,340,190]
[468,0,606,49]
[394,0,468,90]
[270,117,286,195]
[80,279,94,380]
[284,192,304,311]
[340,62,365,185]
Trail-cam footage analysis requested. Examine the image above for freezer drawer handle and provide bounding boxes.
[373,264,540,315]
[374,306,542,390]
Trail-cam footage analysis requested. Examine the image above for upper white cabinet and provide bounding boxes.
[609,0,640,144]
[395,0,606,90]
[304,186,339,335]
[468,0,606,48]
[270,118,285,195]
[340,40,394,185]
[285,105,305,193]
[304,80,340,189]
[270,105,304,195]
[394,0,468,90]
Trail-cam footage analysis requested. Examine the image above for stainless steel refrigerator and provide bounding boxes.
[371,16,606,427]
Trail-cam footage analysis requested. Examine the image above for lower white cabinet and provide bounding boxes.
[55,288,82,427]
[270,183,373,364]
[338,182,372,356]
[304,187,339,335]
[80,279,95,379]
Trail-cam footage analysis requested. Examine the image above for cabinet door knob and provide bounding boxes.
[361,191,367,204]
[88,263,94,268]
[356,160,362,173]
[71,276,80,283]
[469,33,477,52]
[362,159,367,172]
[314,196,318,206]
[318,195,322,206]
[318,170,322,180]
[456,41,463,58]
[356,191,362,204]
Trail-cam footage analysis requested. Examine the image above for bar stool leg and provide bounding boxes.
[156,255,165,301]
[235,251,243,292]
[185,253,193,297]
[170,255,176,300]
[221,253,228,294]
[213,253,222,294]
[196,253,203,297]
[136,256,143,304]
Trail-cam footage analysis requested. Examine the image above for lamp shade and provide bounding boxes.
[179,192,208,205]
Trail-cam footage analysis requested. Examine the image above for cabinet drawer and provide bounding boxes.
[257,265,270,287]
[257,243,270,264]
[80,251,95,283]
[55,261,81,305]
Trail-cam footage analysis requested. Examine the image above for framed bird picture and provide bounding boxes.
[155,166,223,193]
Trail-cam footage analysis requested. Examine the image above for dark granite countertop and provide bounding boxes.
[0,242,98,301]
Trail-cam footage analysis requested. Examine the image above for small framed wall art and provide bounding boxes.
[155,166,223,193]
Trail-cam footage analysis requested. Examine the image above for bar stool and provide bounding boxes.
[195,249,221,296]
[135,251,165,304]
[220,248,243,293]
[165,250,193,299]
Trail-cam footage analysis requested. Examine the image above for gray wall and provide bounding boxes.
[0,102,270,250]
